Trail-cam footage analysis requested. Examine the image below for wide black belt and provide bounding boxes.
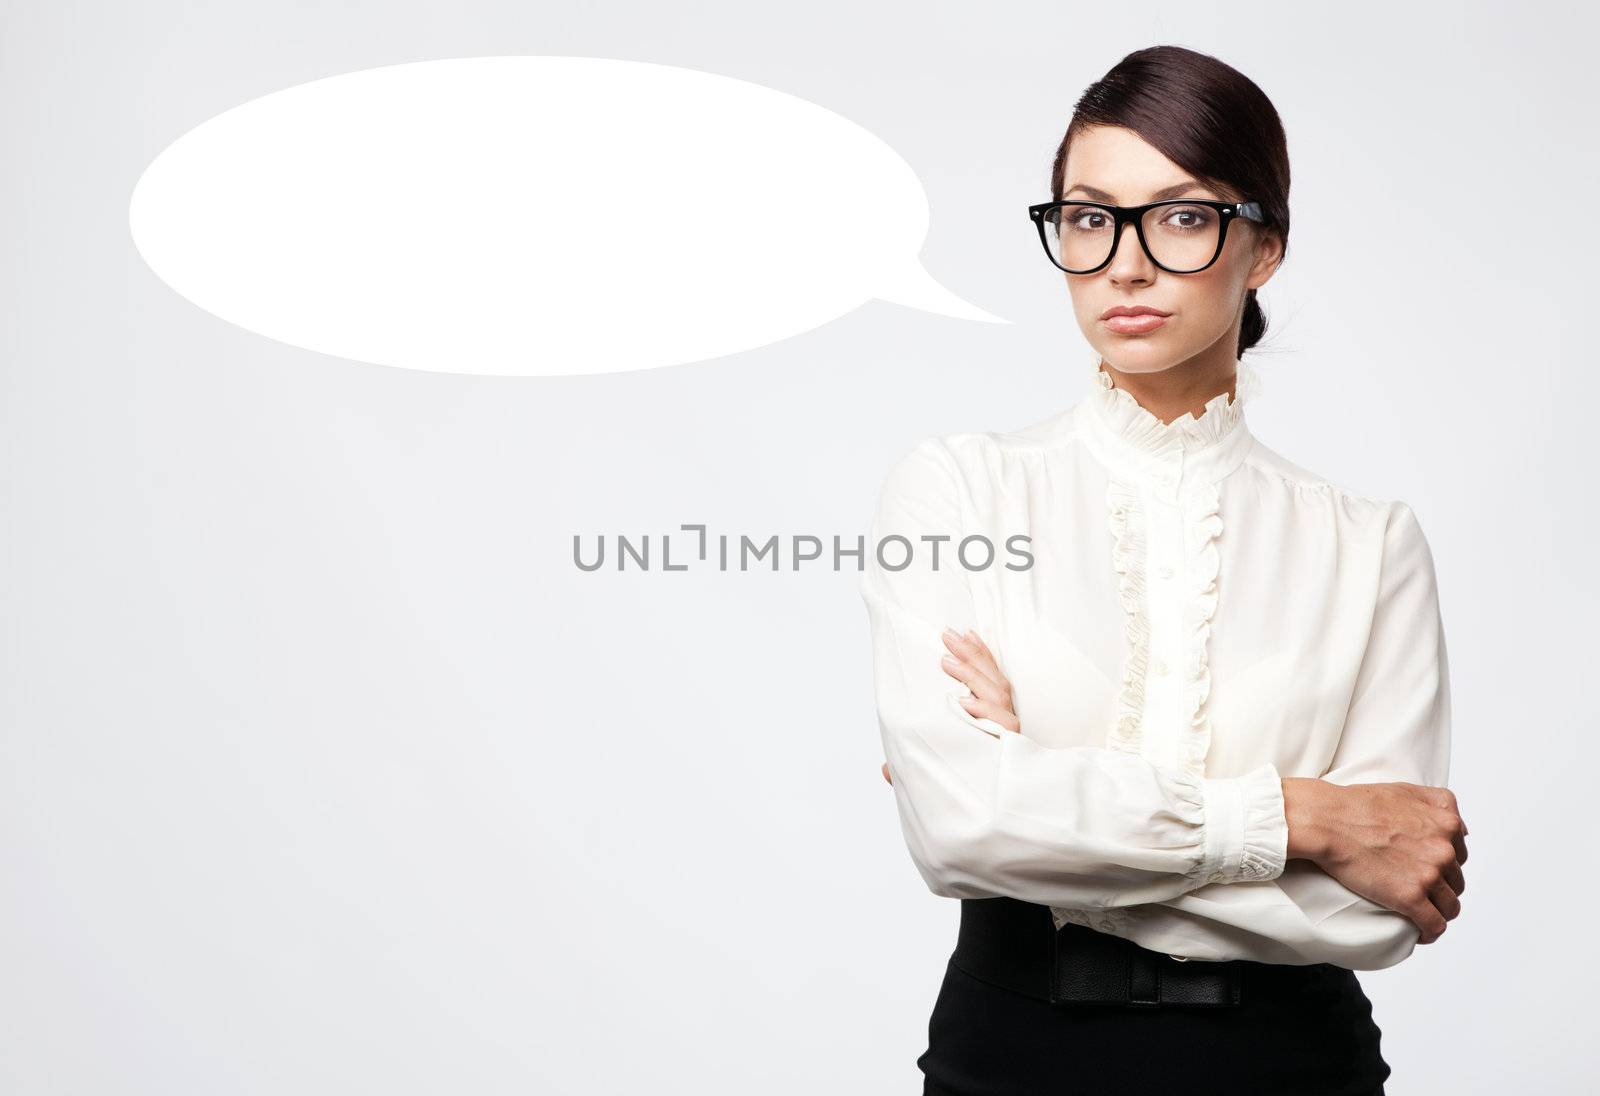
[951,896,1243,1008]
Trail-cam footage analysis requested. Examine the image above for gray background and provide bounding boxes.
[3,1,1592,1091]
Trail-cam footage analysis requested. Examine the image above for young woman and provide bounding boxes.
[860,46,1467,1095]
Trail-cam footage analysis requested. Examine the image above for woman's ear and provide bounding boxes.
[1246,230,1286,291]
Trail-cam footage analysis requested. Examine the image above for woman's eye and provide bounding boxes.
[1162,207,1213,230]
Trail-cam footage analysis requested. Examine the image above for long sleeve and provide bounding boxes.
[860,437,1289,911]
[1144,501,1453,969]
[1322,502,1451,788]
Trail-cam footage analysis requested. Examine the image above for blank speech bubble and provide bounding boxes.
[127,56,1008,377]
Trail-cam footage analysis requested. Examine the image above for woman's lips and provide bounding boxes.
[1102,313,1168,335]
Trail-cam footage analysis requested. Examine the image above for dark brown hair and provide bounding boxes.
[1051,46,1290,359]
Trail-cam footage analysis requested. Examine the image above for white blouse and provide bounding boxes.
[859,354,1451,971]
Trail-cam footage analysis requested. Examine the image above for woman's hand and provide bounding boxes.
[882,628,1017,786]
[1283,776,1469,944]
[940,627,1021,734]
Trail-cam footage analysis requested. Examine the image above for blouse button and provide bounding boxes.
[1154,659,1169,676]
[1208,870,1226,884]
[1158,565,1174,579]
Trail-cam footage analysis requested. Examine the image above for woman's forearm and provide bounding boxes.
[1282,776,1336,862]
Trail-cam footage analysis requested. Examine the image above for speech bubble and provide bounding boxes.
[128,56,1008,377]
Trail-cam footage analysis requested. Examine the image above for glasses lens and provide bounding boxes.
[1042,203,1222,272]
[1140,202,1222,272]
[1042,204,1115,272]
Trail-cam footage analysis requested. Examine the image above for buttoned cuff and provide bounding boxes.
[1198,762,1290,884]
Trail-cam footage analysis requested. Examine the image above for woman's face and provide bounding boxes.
[1058,125,1283,377]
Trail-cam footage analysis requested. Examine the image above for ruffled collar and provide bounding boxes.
[1077,354,1261,496]
[1088,354,1260,456]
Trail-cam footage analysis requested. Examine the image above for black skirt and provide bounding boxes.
[919,900,1391,1096]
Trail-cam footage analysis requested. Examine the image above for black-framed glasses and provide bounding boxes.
[1027,199,1266,274]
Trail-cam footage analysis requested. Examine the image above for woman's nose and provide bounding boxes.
[1106,220,1155,284]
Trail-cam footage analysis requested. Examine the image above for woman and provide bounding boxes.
[860,46,1467,1096]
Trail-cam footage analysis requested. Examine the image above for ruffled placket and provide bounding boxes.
[1084,354,1261,783]
[1050,356,1262,939]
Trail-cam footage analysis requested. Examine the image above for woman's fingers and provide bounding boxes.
[942,628,1009,688]
[958,693,1020,733]
[882,761,892,785]
[940,655,1019,734]
[1441,858,1465,898]
[940,653,1004,700]
[1417,875,1461,944]
[942,630,1014,699]
[941,627,1020,733]
[960,630,1009,689]
[1415,905,1449,945]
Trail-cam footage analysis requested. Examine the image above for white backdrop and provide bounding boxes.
[3,2,1592,1092]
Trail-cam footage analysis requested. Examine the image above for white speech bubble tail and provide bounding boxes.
[873,262,1011,324]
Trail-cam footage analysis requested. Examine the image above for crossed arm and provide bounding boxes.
[884,624,1468,946]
